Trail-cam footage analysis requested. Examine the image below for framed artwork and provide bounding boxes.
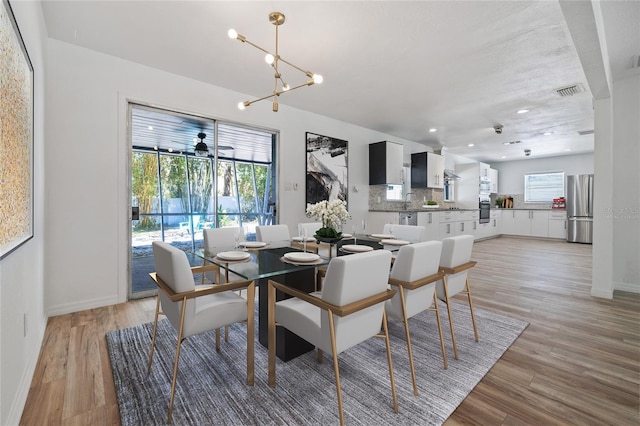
[305,132,348,207]
[1,0,34,260]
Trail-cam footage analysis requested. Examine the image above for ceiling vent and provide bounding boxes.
[555,83,585,97]
[578,129,594,136]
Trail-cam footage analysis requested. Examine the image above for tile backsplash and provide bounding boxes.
[491,193,552,209]
[369,185,450,210]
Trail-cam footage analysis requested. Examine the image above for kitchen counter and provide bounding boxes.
[494,208,565,211]
[369,208,479,212]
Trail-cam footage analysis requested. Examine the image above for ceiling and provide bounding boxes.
[41,1,639,163]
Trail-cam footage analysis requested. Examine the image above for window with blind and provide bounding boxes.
[524,172,564,202]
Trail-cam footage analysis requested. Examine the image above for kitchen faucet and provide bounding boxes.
[404,192,414,210]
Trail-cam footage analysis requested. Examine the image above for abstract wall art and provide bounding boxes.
[305,132,348,207]
[1,0,34,260]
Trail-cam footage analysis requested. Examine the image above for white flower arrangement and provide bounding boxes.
[306,199,351,238]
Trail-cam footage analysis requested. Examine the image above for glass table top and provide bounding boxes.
[191,240,329,281]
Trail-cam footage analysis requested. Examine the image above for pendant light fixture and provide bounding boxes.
[194,132,209,157]
[228,11,323,112]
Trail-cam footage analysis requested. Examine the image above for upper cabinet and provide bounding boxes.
[411,151,444,189]
[489,168,499,193]
[369,141,404,185]
[479,162,490,178]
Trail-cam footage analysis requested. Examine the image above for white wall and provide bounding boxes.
[0,2,47,424]
[44,38,427,316]
[611,72,640,292]
[492,153,594,195]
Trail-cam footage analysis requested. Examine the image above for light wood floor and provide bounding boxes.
[20,237,639,425]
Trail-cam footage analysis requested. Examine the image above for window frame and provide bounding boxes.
[524,171,565,203]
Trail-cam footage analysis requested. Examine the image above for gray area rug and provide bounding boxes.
[106,301,528,425]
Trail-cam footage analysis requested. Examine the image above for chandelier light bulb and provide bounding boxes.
[312,74,323,84]
[228,29,238,39]
[265,54,275,65]
[238,101,246,110]
[282,83,290,91]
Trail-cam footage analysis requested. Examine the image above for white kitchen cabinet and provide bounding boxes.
[479,162,490,178]
[438,210,458,239]
[548,211,567,239]
[456,210,477,238]
[489,168,498,194]
[411,152,444,189]
[369,141,403,185]
[490,209,501,236]
[501,210,548,237]
[367,211,399,234]
[417,211,440,241]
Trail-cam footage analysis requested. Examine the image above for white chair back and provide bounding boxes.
[297,222,322,238]
[437,235,474,299]
[203,226,244,249]
[256,224,291,243]
[386,241,442,319]
[382,224,425,242]
[320,250,392,353]
[152,241,196,333]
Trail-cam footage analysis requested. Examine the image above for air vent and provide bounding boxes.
[578,129,594,136]
[555,83,584,97]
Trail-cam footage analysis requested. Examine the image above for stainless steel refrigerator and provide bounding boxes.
[566,174,594,243]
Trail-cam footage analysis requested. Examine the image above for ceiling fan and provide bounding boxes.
[194,132,234,157]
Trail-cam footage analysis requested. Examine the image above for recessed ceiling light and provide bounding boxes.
[565,148,572,151]
[468,143,475,147]
[429,128,437,133]
[503,142,511,146]
[153,146,158,151]
[516,109,530,114]
[147,126,154,130]
[501,156,507,159]
[543,132,552,136]
[168,148,173,153]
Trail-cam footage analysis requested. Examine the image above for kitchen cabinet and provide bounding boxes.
[479,162,490,178]
[456,210,478,238]
[454,162,491,209]
[438,210,458,239]
[411,152,444,189]
[417,211,439,241]
[367,211,399,234]
[369,141,403,185]
[501,210,548,237]
[489,168,498,194]
[548,211,567,239]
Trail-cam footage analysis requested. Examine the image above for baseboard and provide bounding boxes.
[6,315,48,426]
[614,281,640,294]
[46,295,120,317]
[591,287,614,299]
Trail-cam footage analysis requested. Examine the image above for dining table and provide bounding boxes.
[190,234,406,361]
[191,240,330,361]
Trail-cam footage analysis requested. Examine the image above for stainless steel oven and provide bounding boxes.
[479,195,490,224]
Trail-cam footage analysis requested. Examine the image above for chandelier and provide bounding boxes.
[228,12,323,112]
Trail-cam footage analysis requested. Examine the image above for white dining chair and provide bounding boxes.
[436,234,478,360]
[381,224,425,251]
[148,241,255,424]
[256,224,291,243]
[202,227,256,284]
[386,241,448,396]
[267,250,398,426]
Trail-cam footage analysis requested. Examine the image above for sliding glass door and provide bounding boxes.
[129,105,277,299]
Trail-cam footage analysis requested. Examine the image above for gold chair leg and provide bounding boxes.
[399,287,418,396]
[147,295,161,374]
[167,297,187,424]
[327,310,345,426]
[465,278,479,342]
[267,280,277,387]
[441,276,459,360]
[382,310,399,413]
[432,292,448,369]
[246,282,255,386]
